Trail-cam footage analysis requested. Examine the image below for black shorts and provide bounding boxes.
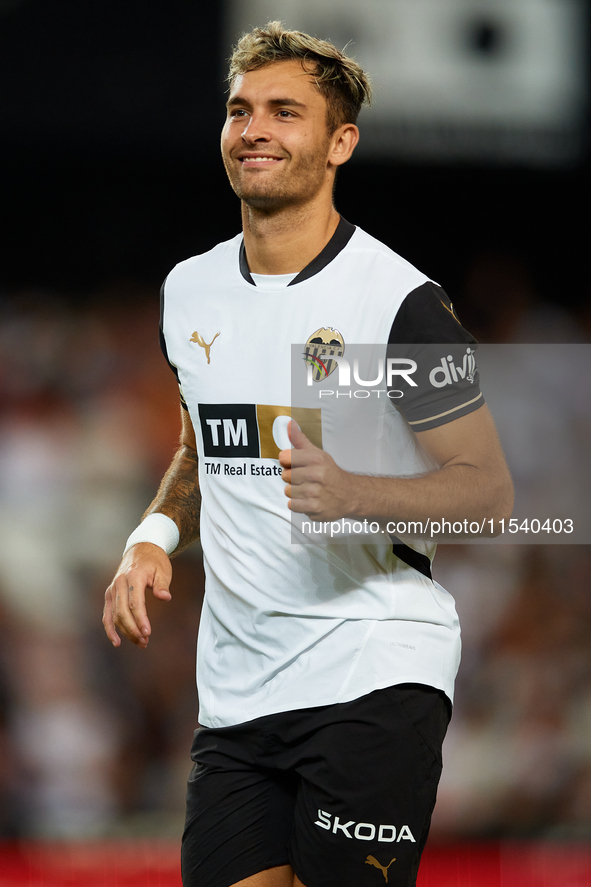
[181,683,451,887]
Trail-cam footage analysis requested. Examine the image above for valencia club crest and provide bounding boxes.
[303,327,345,381]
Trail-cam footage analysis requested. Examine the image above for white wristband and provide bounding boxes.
[123,513,180,556]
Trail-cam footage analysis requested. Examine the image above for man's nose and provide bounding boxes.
[241,113,270,142]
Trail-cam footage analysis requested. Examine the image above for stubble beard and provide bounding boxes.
[224,142,331,213]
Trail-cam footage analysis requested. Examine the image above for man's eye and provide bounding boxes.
[230,109,247,118]
[277,110,293,118]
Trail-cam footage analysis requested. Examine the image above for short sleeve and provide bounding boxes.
[160,277,188,410]
[387,282,484,430]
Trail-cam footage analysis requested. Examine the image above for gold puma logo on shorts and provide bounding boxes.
[190,330,220,363]
[365,855,396,883]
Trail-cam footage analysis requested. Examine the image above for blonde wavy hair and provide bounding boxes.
[228,21,372,133]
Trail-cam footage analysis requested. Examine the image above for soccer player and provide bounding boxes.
[103,22,513,887]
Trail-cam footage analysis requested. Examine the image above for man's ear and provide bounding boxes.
[328,123,360,168]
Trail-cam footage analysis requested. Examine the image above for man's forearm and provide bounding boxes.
[143,444,201,554]
[344,462,514,527]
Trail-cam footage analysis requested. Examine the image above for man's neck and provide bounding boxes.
[241,200,341,276]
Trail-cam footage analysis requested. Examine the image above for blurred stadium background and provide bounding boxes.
[0,0,590,884]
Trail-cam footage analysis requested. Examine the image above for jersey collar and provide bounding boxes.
[239,216,356,287]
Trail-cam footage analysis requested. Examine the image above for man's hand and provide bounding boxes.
[103,542,173,649]
[279,421,355,521]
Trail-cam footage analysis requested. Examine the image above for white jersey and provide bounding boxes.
[161,219,483,728]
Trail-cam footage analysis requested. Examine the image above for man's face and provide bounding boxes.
[221,60,335,212]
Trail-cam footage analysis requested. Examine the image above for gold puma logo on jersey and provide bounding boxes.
[190,330,220,363]
[365,855,396,883]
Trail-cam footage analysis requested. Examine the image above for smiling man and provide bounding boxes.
[222,60,347,220]
[103,21,513,887]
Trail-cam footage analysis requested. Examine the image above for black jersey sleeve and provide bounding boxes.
[160,277,189,410]
[387,281,484,431]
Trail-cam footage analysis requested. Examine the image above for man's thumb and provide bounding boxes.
[289,419,312,449]
[153,570,172,600]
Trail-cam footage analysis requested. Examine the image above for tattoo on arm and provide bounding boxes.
[142,445,201,555]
